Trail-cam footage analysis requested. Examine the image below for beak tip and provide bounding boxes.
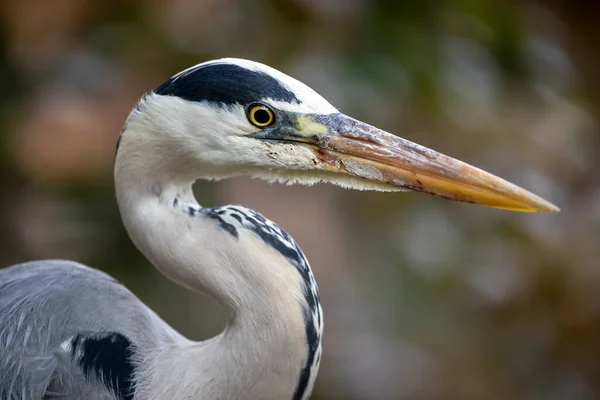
[539,203,561,213]
[521,197,560,213]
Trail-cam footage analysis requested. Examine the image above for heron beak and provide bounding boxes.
[293,113,559,212]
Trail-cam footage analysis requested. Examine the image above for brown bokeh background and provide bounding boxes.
[1,1,600,399]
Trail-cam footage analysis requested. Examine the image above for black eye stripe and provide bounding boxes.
[154,64,300,105]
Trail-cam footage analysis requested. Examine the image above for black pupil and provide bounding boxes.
[253,108,271,124]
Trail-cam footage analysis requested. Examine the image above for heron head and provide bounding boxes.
[121,58,558,212]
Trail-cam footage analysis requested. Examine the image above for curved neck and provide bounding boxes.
[114,130,321,400]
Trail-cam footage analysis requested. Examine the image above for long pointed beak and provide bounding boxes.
[294,113,559,212]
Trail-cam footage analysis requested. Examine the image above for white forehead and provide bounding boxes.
[172,58,338,114]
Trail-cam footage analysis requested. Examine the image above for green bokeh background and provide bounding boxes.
[1,1,599,399]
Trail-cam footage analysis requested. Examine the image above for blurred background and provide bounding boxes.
[1,1,599,399]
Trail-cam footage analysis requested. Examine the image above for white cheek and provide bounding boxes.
[211,106,256,137]
[260,143,317,170]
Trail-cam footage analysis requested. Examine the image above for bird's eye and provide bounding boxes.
[247,104,275,127]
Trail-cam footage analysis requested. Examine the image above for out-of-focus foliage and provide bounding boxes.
[1,1,599,399]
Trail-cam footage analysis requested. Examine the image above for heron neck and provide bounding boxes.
[115,138,320,399]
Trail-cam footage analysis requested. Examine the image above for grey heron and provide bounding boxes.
[0,58,559,400]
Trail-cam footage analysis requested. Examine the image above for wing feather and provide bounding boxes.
[0,260,165,399]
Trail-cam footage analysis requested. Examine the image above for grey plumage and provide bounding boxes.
[0,260,174,399]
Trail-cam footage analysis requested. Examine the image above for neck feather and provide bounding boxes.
[115,127,322,400]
